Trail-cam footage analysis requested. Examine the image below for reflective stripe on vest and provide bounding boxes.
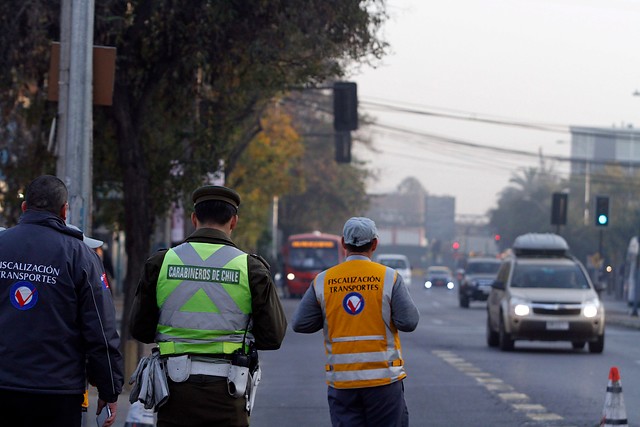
[314,259,406,389]
[156,242,252,356]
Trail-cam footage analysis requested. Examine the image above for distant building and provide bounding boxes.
[425,195,455,242]
[367,191,427,269]
[367,192,426,247]
[570,126,640,175]
[367,190,464,270]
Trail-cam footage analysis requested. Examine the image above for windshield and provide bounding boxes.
[378,259,408,269]
[510,263,590,289]
[427,267,451,277]
[467,261,501,275]
[287,246,339,271]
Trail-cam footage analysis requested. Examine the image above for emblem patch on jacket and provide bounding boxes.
[10,281,38,310]
[343,292,364,315]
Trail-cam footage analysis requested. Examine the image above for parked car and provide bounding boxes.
[486,233,605,353]
[375,254,412,286]
[459,257,502,308]
[424,266,455,290]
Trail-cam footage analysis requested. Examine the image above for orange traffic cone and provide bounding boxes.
[600,366,628,427]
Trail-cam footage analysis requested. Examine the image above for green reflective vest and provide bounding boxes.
[156,242,252,356]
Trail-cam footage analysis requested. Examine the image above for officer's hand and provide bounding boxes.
[96,399,118,427]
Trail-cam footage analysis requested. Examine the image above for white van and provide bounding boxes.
[375,254,412,286]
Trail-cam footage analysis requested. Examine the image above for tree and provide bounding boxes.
[227,103,305,254]
[489,160,564,250]
[0,1,388,373]
[0,2,59,222]
[278,90,372,240]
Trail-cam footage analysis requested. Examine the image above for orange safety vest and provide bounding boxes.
[313,256,405,389]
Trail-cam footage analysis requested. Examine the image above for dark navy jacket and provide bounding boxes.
[0,210,123,402]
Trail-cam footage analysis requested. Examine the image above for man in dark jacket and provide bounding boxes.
[0,175,124,427]
[130,184,287,427]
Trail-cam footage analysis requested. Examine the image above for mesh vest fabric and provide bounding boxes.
[155,242,252,355]
[314,259,406,389]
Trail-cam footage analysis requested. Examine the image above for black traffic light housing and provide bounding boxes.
[335,132,351,163]
[333,82,358,132]
[594,196,609,227]
[333,81,358,163]
[551,193,568,226]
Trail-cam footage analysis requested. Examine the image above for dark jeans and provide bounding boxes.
[0,389,83,427]
[158,375,248,427]
[328,380,409,427]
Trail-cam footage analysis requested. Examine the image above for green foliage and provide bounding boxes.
[227,103,305,252]
[0,1,388,367]
[489,161,640,273]
[278,90,371,239]
[489,162,562,250]
[0,1,60,223]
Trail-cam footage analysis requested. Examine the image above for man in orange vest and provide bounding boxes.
[292,217,419,426]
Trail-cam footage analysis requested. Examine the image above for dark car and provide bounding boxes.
[424,266,455,290]
[459,257,502,308]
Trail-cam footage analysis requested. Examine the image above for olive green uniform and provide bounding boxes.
[131,228,287,427]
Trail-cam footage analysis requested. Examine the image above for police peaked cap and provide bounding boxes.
[192,185,241,209]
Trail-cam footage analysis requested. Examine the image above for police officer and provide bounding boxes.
[130,185,287,427]
[292,217,419,427]
[0,175,123,427]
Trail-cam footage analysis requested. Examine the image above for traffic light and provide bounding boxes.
[333,82,358,131]
[551,193,568,226]
[452,241,460,251]
[335,132,351,163]
[595,196,609,227]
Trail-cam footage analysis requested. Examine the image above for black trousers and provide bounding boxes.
[158,375,248,427]
[0,389,83,427]
[327,381,409,427]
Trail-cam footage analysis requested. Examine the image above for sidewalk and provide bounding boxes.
[601,291,640,330]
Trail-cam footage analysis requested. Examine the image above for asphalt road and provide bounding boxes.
[252,285,640,427]
[96,283,640,426]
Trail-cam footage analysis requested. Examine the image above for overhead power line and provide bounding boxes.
[360,97,640,139]
[366,121,640,168]
[361,99,568,133]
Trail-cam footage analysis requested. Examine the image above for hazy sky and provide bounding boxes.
[353,0,640,217]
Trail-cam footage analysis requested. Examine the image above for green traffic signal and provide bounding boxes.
[597,214,608,226]
[595,196,609,227]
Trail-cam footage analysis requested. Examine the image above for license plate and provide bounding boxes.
[546,321,569,330]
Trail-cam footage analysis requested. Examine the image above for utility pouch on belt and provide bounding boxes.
[227,351,250,398]
[166,355,191,383]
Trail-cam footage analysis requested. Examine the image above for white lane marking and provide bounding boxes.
[433,350,573,426]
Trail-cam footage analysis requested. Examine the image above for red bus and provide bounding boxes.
[282,231,346,297]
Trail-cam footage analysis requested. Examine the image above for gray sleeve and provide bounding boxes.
[291,281,324,333]
[391,274,420,332]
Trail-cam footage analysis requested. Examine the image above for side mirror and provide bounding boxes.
[492,280,505,290]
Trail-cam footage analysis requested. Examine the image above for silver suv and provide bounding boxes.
[486,233,605,353]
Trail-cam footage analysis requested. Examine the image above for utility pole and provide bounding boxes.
[56,0,95,233]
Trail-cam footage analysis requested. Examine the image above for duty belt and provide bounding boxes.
[166,355,231,382]
[191,360,230,377]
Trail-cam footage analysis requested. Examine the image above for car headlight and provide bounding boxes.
[287,273,295,281]
[425,281,432,289]
[447,281,455,290]
[583,298,600,318]
[510,297,530,316]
